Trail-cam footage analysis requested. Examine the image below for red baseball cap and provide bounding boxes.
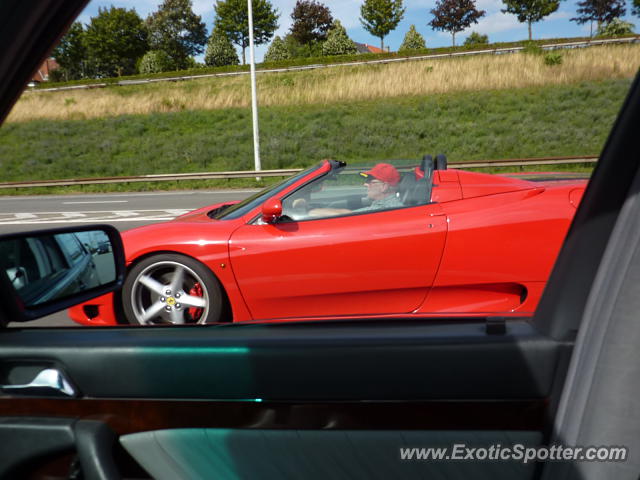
[360,163,401,186]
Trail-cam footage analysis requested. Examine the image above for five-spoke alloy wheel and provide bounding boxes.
[122,254,222,325]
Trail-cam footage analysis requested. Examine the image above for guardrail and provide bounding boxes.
[0,156,598,190]
[0,169,302,189]
[30,36,639,93]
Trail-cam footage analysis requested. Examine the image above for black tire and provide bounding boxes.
[122,253,222,325]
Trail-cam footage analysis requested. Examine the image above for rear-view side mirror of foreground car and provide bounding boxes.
[0,225,125,325]
[261,198,283,223]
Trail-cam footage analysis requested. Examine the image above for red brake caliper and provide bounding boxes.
[188,282,204,321]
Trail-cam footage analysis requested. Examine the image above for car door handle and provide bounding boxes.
[1,368,77,397]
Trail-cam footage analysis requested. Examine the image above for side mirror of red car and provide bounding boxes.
[261,198,283,223]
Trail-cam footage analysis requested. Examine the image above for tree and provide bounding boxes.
[322,20,358,56]
[597,18,635,36]
[139,50,175,74]
[429,0,486,47]
[464,31,489,45]
[214,0,279,64]
[146,0,208,70]
[264,36,292,62]
[360,0,405,51]
[501,0,562,41]
[205,29,240,66]
[398,25,426,51]
[283,34,323,57]
[289,0,333,45]
[634,0,640,17]
[571,0,626,34]
[51,22,87,81]
[83,7,148,78]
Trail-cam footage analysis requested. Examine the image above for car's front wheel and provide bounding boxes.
[122,254,222,325]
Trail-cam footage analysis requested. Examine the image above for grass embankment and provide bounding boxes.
[10,45,640,122]
[1,46,637,194]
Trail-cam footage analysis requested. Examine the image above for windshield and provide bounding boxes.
[212,162,326,220]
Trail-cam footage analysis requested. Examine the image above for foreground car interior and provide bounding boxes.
[1,1,639,479]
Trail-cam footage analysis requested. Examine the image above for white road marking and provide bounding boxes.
[61,212,89,218]
[0,209,193,224]
[105,211,141,217]
[0,218,180,224]
[63,200,129,204]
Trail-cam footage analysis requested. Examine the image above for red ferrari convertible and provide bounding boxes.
[69,156,586,326]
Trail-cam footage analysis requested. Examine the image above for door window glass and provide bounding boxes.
[282,161,431,221]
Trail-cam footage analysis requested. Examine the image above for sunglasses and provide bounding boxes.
[365,177,383,185]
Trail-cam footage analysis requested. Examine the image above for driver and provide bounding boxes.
[308,163,403,217]
[356,163,403,211]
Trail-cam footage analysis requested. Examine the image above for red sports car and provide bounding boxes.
[69,156,586,326]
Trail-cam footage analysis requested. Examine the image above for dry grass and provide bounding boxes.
[9,44,640,123]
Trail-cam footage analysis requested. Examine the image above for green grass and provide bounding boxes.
[0,78,630,194]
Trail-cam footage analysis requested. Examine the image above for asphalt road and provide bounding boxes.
[0,189,258,233]
[0,189,257,328]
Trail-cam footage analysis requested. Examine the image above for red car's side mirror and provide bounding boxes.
[261,198,283,223]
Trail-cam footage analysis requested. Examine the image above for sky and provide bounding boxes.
[78,0,639,62]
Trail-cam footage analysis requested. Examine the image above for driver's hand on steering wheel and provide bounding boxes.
[292,198,308,210]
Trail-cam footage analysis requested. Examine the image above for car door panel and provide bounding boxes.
[0,320,559,400]
[229,205,447,319]
[0,319,563,479]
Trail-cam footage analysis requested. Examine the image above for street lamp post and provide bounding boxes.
[247,0,261,181]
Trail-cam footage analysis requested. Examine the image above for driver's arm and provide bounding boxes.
[308,208,352,217]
